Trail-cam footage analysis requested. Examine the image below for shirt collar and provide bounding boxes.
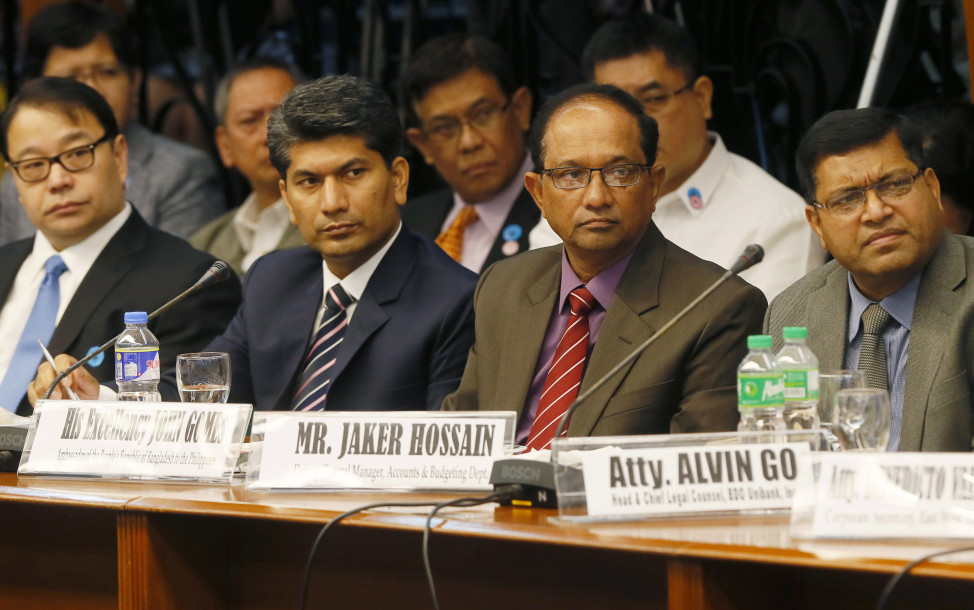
[656,132,729,217]
[451,151,532,234]
[232,194,288,241]
[557,247,634,314]
[30,202,132,277]
[321,221,402,302]
[846,271,920,342]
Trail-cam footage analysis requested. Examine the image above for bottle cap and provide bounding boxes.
[124,311,148,325]
[782,326,808,340]
[747,335,773,349]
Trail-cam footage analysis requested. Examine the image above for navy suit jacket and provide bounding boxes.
[0,209,242,414]
[400,186,540,272]
[197,228,478,411]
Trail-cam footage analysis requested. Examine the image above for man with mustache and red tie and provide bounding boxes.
[443,83,765,448]
[32,75,477,414]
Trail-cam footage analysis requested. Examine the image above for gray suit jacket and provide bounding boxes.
[443,224,767,437]
[763,232,974,451]
[189,207,305,277]
[0,123,224,244]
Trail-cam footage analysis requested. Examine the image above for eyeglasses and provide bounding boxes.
[9,134,112,182]
[812,169,925,216]
[638,82,694,114]
[52,64,128,84]
[423,100,512,144]
[543,164,652,190]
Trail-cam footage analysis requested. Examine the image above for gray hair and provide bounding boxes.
[213,57,304,125]
[268,74,403,178]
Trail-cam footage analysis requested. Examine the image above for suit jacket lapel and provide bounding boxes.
[327,231,414,387]
[900,235,964,451]
[404,191,452,237]
[805,264,850,372]
[271,249,323,409]
[48,211,148,354]
[483,187,540,268]
[0,241,31,302]
[494,253,561,419]
[570,226,663,435]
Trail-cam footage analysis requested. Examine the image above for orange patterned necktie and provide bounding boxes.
[435,205,479,262]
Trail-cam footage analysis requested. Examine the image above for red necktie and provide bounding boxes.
[527,286,596,450]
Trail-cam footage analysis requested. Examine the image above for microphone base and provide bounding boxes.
[0,425,28,473]
[489,458,558,508]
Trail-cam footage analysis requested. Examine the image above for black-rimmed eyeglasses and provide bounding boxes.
[9,133,112,182]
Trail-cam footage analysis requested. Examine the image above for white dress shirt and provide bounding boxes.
[232,194,292,272]
[0,204,133,380]
[529,134,824,300]
[441,153,533,272]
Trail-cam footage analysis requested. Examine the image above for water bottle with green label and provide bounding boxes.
[737,335,785,431]
[775,326,820,429]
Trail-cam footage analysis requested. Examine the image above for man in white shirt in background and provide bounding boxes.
[530,13,823,299]
[191,58,306,277]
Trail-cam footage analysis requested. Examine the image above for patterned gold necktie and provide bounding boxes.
[435,206,479,262]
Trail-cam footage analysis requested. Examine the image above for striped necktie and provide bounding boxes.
[291,284,355,412]
[0,255,68,411]
[527,286,596,451]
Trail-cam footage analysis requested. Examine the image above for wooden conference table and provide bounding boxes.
[1,472,974,609]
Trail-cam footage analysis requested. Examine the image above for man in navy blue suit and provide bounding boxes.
[34,75,478,412]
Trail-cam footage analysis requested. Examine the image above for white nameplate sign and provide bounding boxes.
[247,411,515,491]
[581,442,812,518]
[809,453,974,539]
[19,400,251,482]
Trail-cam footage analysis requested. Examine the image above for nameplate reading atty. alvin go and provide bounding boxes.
[19,400,251,482]
[247,411,516,491]
[807,453,974,539]
[581,442,812,518]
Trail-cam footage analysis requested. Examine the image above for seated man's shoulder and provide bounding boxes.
[406,230,479,288]
[189,209,236,249]
[134,125,216,167]
[724,151,806,210]
[478,244,563,286]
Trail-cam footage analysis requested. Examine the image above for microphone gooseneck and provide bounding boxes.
[42,261,232,400]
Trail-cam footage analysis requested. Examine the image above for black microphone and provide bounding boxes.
[42,261,232,400]
[489,244,765,508]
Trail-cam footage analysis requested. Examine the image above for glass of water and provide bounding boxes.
[835,388,891,451]
[818,370,867,425]
[176,352,231,403]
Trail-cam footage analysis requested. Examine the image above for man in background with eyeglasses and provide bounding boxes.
[530,13,823,300]
[0,78,241,415]
[443,84,765,445]
[0,1,224,246]
[765,107,974,452]
[400,34,541,273]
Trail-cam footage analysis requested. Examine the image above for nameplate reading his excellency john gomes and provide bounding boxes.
[19,400,251,482]
[581,443,812,518]
[247,411,515,491]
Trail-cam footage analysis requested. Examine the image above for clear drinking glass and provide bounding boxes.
[835,388,892,451]
[818,370,867,425]
[176,352,231,403]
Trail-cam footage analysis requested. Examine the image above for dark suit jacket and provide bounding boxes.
[400,186,540,272]
[764,232,974,451]
[197,229,478,411]
[443,224,767,437]
[0,209,243,414]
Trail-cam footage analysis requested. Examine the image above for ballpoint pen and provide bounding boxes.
[36,339,80,400]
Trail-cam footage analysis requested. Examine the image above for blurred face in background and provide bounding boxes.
[43,34,138,130]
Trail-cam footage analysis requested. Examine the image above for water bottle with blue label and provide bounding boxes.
[114,311,161,401]
[737,335,785,431]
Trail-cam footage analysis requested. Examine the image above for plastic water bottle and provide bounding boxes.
[114,311,161,401]
[775,326,820,430]
[737,335,785,431]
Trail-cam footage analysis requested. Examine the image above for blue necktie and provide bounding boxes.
[290,284,355,412]
[0,255,68,411]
